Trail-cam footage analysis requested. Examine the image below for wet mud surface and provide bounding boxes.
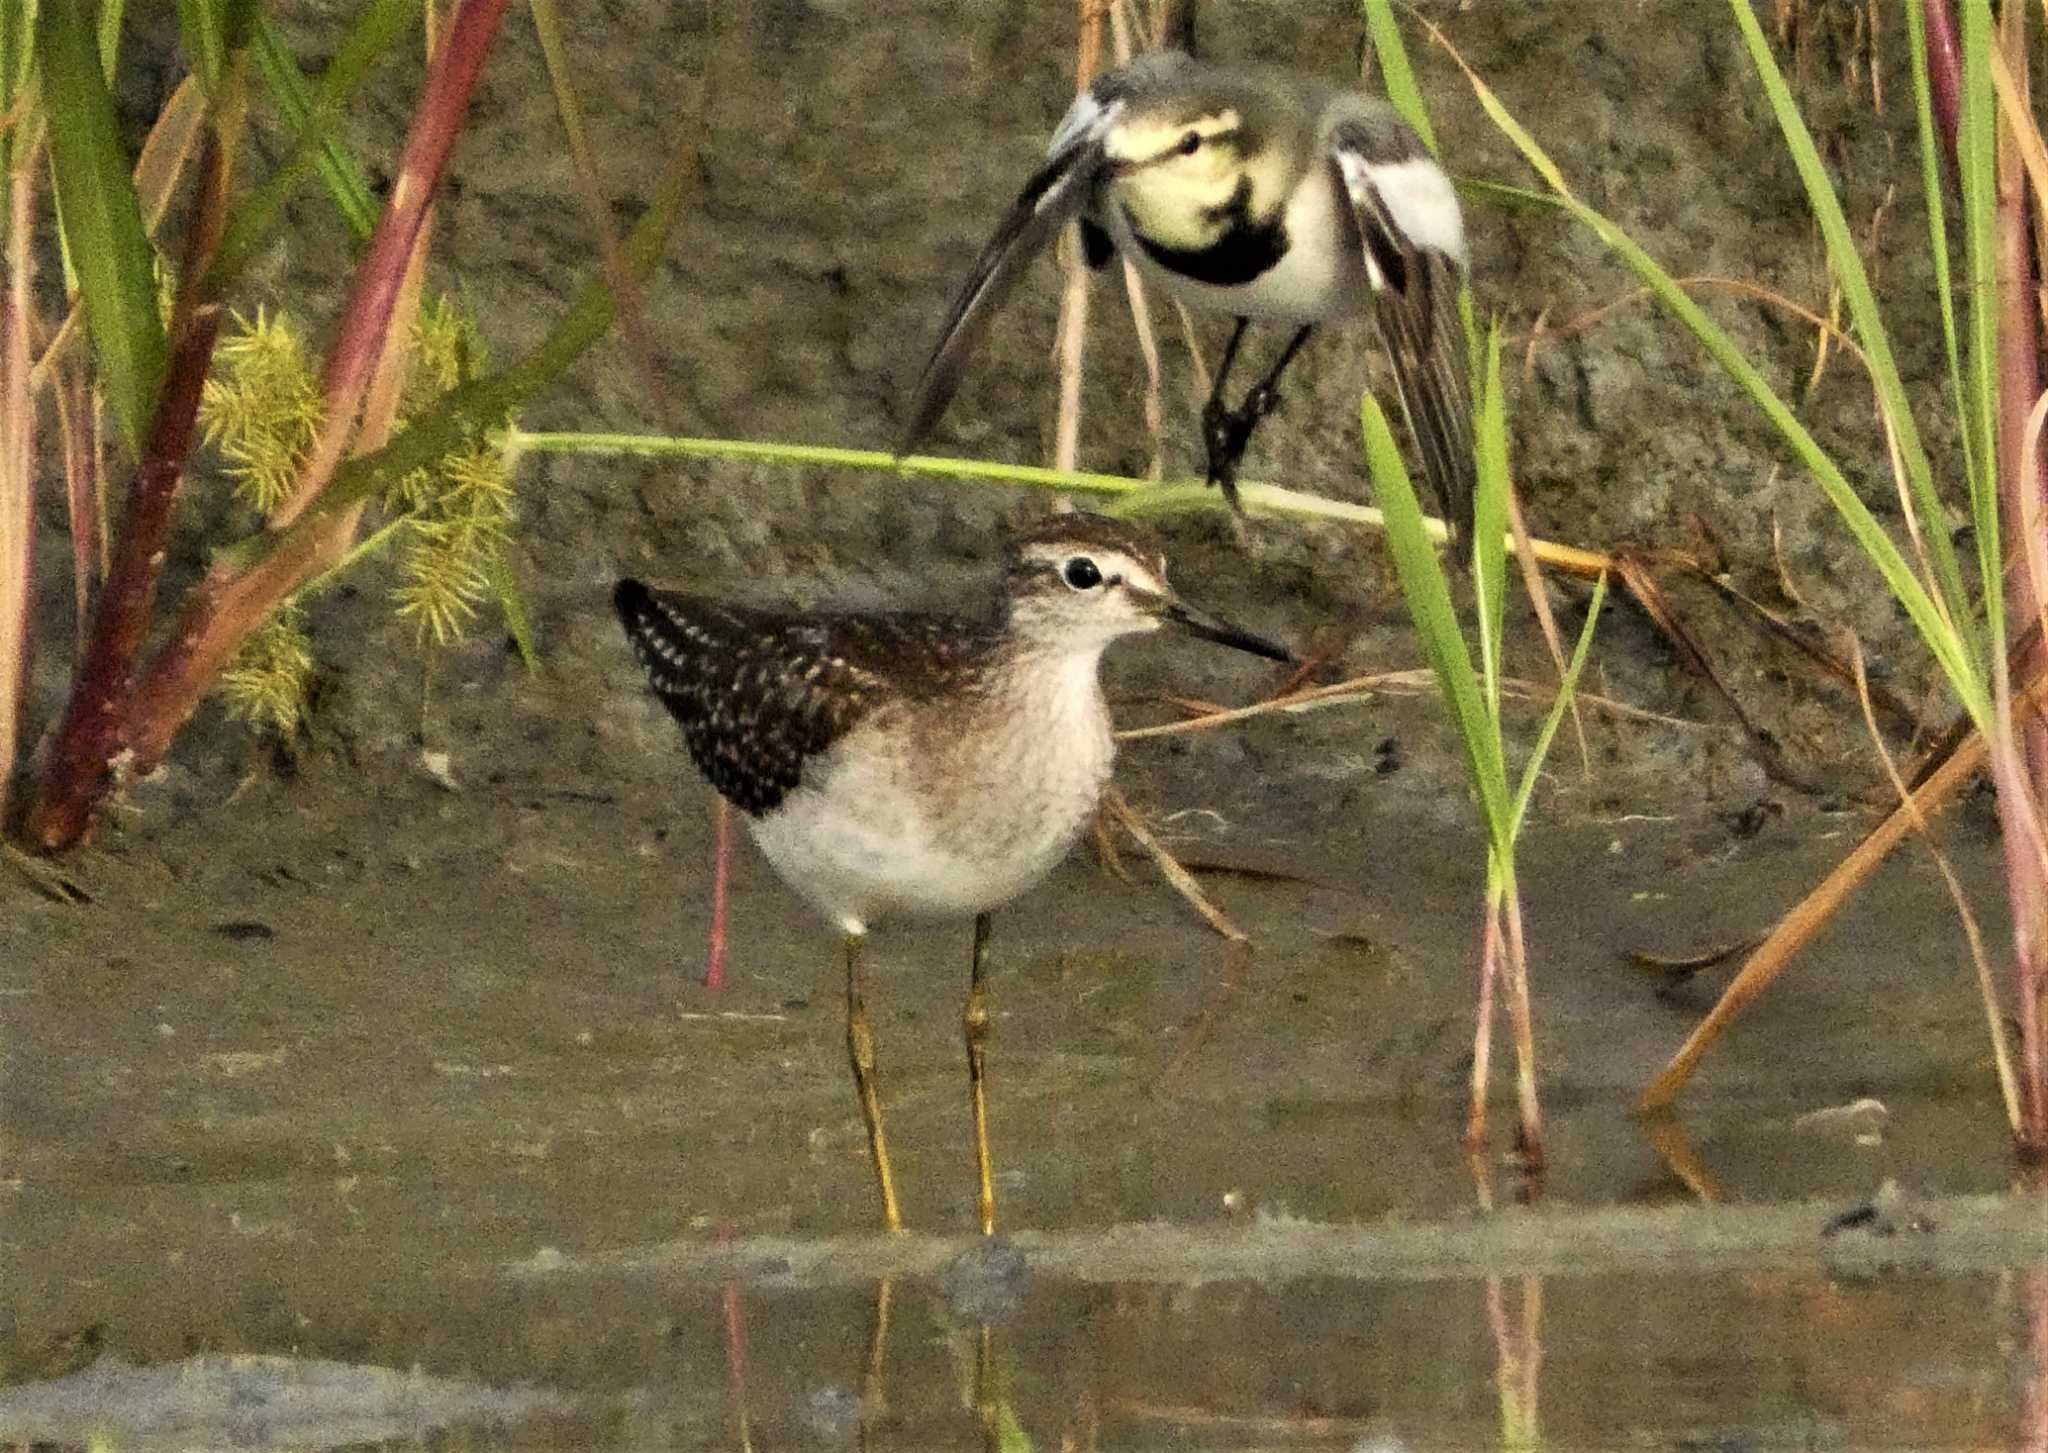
[5,736,2039,1449]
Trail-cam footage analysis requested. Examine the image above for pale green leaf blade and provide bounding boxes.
[40,0,166,454]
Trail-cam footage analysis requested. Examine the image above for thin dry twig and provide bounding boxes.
[1101,784,1244,943]
[1050,0,1110,473]
[1636,668,2048,1109]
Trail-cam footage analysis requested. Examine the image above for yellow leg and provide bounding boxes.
[964,912,997,1236]
[975,1320,1000,1453]
[858,1276,893,1451]
[844,932,904,1232]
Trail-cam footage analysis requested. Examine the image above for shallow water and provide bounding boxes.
[6,763,2044,1450]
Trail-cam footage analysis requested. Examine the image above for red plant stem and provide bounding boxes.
[714,1223,753,1451]
[705,795,732,990]
[1503,885,1546,1170]
[1466,897,1501,1149]
[1921,0,1962,181]
[119,100,705,785]
[23,114,235,851]
[267,0,511,532]
[0,139,38,826]
[1991,6,2048,1152]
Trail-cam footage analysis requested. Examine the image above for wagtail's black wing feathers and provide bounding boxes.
[1328,110,1476,550]
[899,99,1126,456]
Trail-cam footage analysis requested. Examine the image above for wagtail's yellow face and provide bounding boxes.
[1103,106,1290,253]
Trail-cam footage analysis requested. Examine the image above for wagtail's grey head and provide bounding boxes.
[1004,513,1291,661]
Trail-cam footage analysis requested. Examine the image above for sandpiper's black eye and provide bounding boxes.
[1063,556,1104,591]
[1177,130,1203,156]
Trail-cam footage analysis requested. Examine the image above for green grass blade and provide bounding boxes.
[1359,0,1437,154]
[215,5,412,283]
[1728,0,1977,668]
[1472,323,1509,716]
[173,0,256,92]
[39,0,166,455]
[1509,570,1608,842]
[1906,0,1978,497]
[1955,0,2001,663]
[3,2,36,103]
[1464,45,1991,730]
[1361,396,1512,851]
[93,0,119,79]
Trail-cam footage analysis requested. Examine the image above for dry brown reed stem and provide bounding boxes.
[1097,788,1256,1096]
[1525,275,1875,376]
[1502,473,1589,774]
[1693,558,1928,736]
[1051,0,1109,474]
[0,133,37,824]
[1612,551,1818,791]
[1106,0,1168,478]
[1639,1113,1729,1202]
[25,90,242,851]
[1119,669,1718,743]
[1848,636,2020,1130]
[1102,785,1244,944]
[1638,706,2000,1111]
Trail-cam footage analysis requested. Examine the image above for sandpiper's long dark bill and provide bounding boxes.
[903,48,1475,543]
[614,513,1290,1234]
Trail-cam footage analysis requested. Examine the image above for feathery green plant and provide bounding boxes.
[200,297,523,734]
[219,602,315,735]
[200,307,323,514]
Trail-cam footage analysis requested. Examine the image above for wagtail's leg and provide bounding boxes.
[1204,324,1315,510]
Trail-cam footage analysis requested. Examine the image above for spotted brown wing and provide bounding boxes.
[614,581,992,815]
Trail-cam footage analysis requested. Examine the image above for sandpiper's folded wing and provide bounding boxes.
[615,582,999,815]
[614,581,884,814]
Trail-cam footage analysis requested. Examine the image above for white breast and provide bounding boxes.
[746,652,1116,935]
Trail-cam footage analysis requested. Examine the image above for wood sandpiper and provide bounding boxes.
[613,513,1290,1234]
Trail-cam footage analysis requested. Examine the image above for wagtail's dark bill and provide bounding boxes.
[902,49,1476,544]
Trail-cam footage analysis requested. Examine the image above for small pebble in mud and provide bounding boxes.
[940,1236,1029,1324]
[802,1383,862,1440]
[210,920,276,942]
